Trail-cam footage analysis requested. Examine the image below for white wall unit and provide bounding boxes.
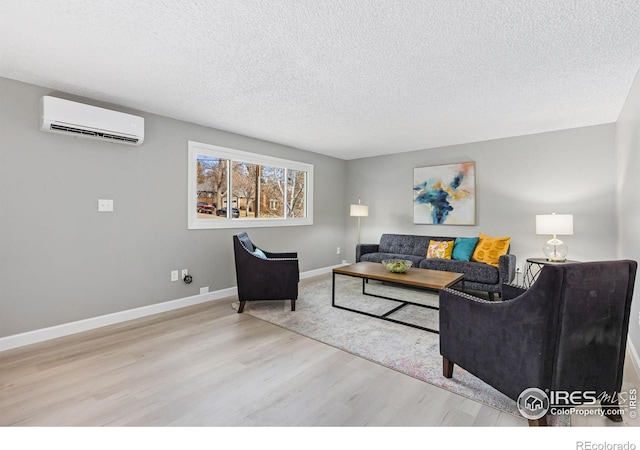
[40,96,144,145]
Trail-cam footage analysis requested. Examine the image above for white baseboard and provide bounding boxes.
[300,262,347,279]
[0,264,342,353]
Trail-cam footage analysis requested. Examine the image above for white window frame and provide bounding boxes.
[188,140,314,229]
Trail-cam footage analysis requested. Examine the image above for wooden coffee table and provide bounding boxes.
[332,262,465,333]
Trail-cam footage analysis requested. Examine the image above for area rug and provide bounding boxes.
[232,275,570,426]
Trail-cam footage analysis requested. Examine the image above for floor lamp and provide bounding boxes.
[350,198,369,244]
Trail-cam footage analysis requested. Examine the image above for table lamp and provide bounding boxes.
[535,213,573,262]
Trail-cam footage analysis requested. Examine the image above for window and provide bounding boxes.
[188,141,313,229]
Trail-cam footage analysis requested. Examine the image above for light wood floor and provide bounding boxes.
[0,275,638,427]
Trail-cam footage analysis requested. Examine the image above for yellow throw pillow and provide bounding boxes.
[426,240,454,259]
[471,233,510,267]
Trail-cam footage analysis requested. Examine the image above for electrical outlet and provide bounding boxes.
[515,264,523,274]
[182,269,188,279]
[171,270,179,282]
[337,247,341,255]
[200,287,209,294]
[98,199,114,212]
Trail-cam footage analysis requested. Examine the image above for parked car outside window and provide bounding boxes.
[216,207,240,218]
[197,202,214,214]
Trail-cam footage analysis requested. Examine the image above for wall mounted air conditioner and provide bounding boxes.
[40,96,144,146]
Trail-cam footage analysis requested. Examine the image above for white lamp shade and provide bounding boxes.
[536,214,573,235]
[350,204,369,217]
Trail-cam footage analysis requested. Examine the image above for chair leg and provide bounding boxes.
[528,416,548,426]
[443,357,454,378]
[291,299,296,311]
[602,398,623,422]
[238,301,246,313]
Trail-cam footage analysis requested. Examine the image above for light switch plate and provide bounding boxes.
[98,199,114,212]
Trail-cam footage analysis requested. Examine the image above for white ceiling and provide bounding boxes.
[1,1,640,160]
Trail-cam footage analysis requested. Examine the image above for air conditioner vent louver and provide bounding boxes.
[49,124,140,144]
[40,96,144,146]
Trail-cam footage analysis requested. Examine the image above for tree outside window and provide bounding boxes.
[188,141,313,229]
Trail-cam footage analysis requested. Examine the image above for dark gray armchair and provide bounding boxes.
[233,232,299,313]
[439,260,637,426]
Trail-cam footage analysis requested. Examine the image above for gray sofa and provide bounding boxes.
[356,233,516,300]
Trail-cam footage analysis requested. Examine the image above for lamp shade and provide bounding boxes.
[350,204,369,217]
[535,214,573,236]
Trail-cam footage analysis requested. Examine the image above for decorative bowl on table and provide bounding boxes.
[381,259,413,273]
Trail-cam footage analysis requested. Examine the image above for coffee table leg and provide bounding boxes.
[332,271,336,306]
[332,272,440,333]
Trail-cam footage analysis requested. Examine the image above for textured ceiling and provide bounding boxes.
[1,1,640,160]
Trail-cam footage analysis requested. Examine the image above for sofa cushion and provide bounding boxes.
[426,240,454,259]
[360,252,426,266]
[452,237,479,261]
[471,233,511,268]
[420,259,499,284]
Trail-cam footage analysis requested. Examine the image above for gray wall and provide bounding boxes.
[346,124,618,276]
[347,119,640,363]
[0,77,347,337]
[2,73,636,363]
[616,68,640,360]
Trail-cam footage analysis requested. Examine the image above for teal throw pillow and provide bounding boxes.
[452,237,479,261]
[253,248,267,259]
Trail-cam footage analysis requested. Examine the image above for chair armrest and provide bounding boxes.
[263,250,297,259]
[235,254,300,299]
[439,286,557,400]
[356,243,379,262]
[262,257,299,281]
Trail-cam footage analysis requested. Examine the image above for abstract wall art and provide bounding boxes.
[413,162,476,225]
